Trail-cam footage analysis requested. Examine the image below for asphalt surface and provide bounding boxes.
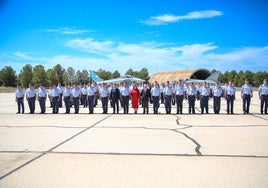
[0,92,267,187]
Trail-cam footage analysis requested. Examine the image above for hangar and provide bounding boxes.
[148,68,211,83]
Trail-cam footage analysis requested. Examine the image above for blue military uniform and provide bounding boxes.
[241,83,253,114]
[15,87,25,114]
[200,85,210,114]
[37,87,47,114]
[175,84,185,114]
[163,85,174,114]
[87,85,97,114]
[99,85,109,114]
[187,85,197,114]
[26,86,36,114]
[51,87,60,114]
[226,85,236,114]
[121,85,130,114]
[72,86,81,114]
[213,85,223,114]
[151,85,161,114]
[63,86,72,114]
[258,83,268,114]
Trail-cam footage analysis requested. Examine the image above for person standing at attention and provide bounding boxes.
[175,79,185,114]
[241,79,253,114]
[131,84,140,114]
[258,79,268,114]
[15,84,25,114]
[225,80,236,114]
[26,83,36,114]
[37,84,47,114]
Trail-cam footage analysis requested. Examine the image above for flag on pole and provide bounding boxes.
[89,70,102,82]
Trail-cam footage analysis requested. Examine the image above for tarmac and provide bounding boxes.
[0,92,267,188]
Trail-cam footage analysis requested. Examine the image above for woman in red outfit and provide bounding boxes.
[131,84,140,114]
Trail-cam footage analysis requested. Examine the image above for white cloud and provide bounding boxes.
[44,27,94,35]
[141,10,223,26]
[1,38,267,75]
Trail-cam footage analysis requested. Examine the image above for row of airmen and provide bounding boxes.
[15,79,268,115]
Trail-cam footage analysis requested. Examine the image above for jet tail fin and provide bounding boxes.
[206,71,221,82]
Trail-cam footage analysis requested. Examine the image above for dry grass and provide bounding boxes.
[0,87,16,93]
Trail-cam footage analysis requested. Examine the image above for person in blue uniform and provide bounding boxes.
[175,79,185,114]
[212,82,223,114]
[87,82,97,114]
[99,83,109,114]
[81,84,88,108]
[199,81,210,114]
[225,80,236,114]
[71,84,81,114]
[163,81,174,114]
[151,82,161,114]
[258,79,268,114]
[51,84,60,114]
[26,83,36,114]
[120,82,131,114]
[63,84,72,114]
[141,84,151,114]
[15,84,25,114]
[110,83,120,114]
[186,82,197,114]
[241,79,253,114]
[37,84,47,114]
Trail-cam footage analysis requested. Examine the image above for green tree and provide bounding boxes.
[53,64,65,84]
[63,67,76,84]
[46,69,59,86]
[125,68,134,76]
[137,67,149,80]
[0,66,17,87]
[253,71,268,87]
[18,64,33,87]
[32,65,47,86]
[96,69,112,80]
[112,70,120,78]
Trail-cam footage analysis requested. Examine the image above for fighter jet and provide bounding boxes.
[185,71,221,84]
[90,71,145,84]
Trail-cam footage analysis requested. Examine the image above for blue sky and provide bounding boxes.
[0,0,267,75]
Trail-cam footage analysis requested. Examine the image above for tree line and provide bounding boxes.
[0,64,149,87]
[0,64,267,87]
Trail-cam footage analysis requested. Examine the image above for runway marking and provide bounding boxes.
[0,114,113,180]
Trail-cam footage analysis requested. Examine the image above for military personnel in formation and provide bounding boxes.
[57,83,63,108]
[175,79,185,114]
[186,82,197,114]
[151,82,161,114]
[51,85,60,114]
[110,83,120,114]
[87,82,97,114]
[15,84,25,114]
[63,84,72,114]
[163,81,174,114]
[26,83,36,114]
[81,84,88,108]
[141,84,151,114]
[99,83,109,114]
[71,84,81,114]
[225,80,236,114]
[199,81,210,114]
[212,82,223,114]
[241,79,253,114]
[121,82,131,114]
[258,79,268,114]
[37,84,47,114]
